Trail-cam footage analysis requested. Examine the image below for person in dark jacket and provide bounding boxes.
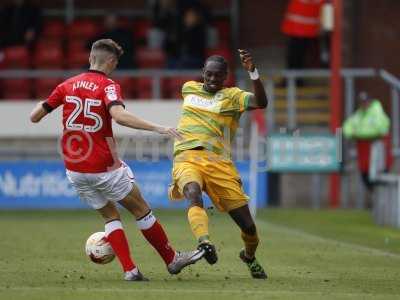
[0,0,42,49]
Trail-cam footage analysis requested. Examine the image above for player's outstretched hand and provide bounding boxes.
[238,49,255,72]
[156,126,183,140]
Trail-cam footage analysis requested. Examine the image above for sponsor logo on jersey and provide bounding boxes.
[184,94,225,112]
[105,85,118,101]
[215,92,224,101]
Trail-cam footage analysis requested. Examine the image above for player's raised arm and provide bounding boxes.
[238,49,268,110]
[30,100,49,123]
[109,105,182,140]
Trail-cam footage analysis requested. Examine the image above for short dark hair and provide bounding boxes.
[91,39,124,58]
[204,55,228,71]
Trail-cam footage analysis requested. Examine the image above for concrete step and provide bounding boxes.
[273,86,330,97]
[274,112,330,125]
[273,99,330,110]
[270,85,330,127]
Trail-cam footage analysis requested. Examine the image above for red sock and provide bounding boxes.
[137,211,176,265]
[105,220,135,272]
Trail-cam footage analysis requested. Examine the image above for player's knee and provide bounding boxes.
[102,210,121,223]
[183,182,202,202]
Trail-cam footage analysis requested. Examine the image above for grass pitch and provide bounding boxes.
[0,208,399,300]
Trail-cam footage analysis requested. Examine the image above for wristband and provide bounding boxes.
[248,68,259,80]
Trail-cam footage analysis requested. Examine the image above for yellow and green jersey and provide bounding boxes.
[174,81,253,157]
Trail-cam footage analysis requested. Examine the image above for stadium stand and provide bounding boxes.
[41,20,66,40]
[136,47,166,69]
[162,76,201,99]
[212,19,231,46]
[1,46,30,69]
[33,41,64,69]
[0,3,233,101]
[34,78,63,99]
[134,78,153,99]
[1,78,32,100]
[67,19,100,40]
[115,77,136,99]
[66,40,90,69]
[132,19,151,44]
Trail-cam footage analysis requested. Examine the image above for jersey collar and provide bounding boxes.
[88,69,107,76]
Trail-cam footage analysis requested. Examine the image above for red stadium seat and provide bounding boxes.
[67,39,87,52]
[66,40,89,69]
[225,73,236,87]
[133,19,151,43]
[33,40,63,69]
[136,47,166,69]
[35,78,63,99]
[2,79,32,99]
[206,47,233,62]
[212,19,231,45]
[67,19,99,40]
[42,20,66,39]
[114,77,135,99]
[1,46,30,69]
[162,77,200,99]
[134,78,152,99]
[118,17,133,30]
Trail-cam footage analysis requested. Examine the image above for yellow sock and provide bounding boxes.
[241,231,259,258]
[187,206,209,242]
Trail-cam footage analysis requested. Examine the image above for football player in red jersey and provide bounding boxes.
[30,39,203,281]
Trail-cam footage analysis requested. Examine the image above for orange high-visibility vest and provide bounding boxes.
[281,0,324,38]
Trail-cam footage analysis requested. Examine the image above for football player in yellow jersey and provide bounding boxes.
[169,49,268,279]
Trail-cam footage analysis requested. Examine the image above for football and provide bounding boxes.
[85,232,115,264]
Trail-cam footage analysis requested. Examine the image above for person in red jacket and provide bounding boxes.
[281,0,325,82]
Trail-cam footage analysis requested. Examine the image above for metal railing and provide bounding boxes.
[0,69,203,100]
[1,67,399,154]
[380,70,400,156]
[237,68,376,131]
[43,0,233,22]
[237,68,400,157]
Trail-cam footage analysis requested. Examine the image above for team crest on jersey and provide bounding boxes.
[105,85,118,101]
[214,92,224,101]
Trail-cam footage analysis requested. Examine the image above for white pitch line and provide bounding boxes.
[0,286,395,298]
[258,220,400,259]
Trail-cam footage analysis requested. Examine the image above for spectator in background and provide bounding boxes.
[281,0,325,85]
[343,92,392,207]
[88,13,135,69]
[177,7,207,69]
[0,0,42,49]
[150,0,209,69]
[150,0,180,66]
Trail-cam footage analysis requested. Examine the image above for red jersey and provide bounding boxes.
[43,70,124,173]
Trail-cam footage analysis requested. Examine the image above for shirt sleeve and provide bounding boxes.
[43,84,64,113]
[104,83,125,110]
[231,87,253,112]
[181,81,192,100]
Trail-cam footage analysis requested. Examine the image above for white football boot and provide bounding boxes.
[167,249,205,275]
[124,269,149,281]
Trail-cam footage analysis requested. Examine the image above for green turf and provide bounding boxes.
[0,209,399,300]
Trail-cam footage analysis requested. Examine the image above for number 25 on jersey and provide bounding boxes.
[66,96,103,133]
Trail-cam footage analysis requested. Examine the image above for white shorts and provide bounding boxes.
[66,162,135,210]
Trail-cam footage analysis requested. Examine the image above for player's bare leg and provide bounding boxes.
[97,201,148,281]
[184,182,218,264]
[228,204,267,279]
[119,183,203,274]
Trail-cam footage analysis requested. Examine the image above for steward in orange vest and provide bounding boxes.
[282,0,324,38]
